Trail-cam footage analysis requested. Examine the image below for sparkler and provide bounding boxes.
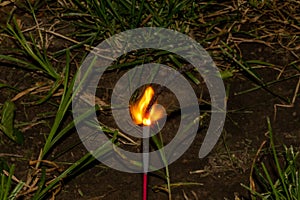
[130,86,164,200]
[143,125,150,200]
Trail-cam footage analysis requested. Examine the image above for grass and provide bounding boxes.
[61,0,196,33]
[0,163,24,200]
[0,101,23,144]
[0,0,299,199]
[242,118,300,199]
[1,1,194,198]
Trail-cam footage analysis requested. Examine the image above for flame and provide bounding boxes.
[130,86,163,126]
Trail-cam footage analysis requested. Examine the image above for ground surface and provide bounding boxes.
[0,1,300,199]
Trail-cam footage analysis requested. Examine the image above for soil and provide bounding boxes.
[0,1,300,200]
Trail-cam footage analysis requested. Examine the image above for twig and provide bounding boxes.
[274,77,300,121]
[0,153,23,157]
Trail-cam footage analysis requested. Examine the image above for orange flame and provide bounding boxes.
[130,86,163,126]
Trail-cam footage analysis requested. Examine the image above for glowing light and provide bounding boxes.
[130,86,163,126]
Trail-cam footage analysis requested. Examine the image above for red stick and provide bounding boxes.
[142,126,150,200]
[143,173,148,200]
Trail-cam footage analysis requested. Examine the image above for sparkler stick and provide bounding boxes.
[143,125,150,200]
[130,86,164,200]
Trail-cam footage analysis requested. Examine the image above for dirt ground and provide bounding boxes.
[0,1,300,200]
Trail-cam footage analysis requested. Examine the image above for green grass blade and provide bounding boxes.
[261,162,280,199]
[0,101,23,144]
[3,165,15,200]
[0,173,5,200]
[168,0,192,19]
[220,42,263,84]
[0,55,41,71]
[144,3,163,26]
[136,0,145,27]
[36,132,118,199]
[53,35,95,57]
[241,183,266,199]
[105,0,125,29]
[7,181,24,200]
[42,52,98,158]
[49,105,100,150]
[267,117,291,200]
[130,0,137,28]
[6,18,59,79]
[91,0,109,25]
[35,78,63,105]
[41,50,72,157]
[220,42,289,103]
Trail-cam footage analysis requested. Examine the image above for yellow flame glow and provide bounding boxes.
[130,86,163,126]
